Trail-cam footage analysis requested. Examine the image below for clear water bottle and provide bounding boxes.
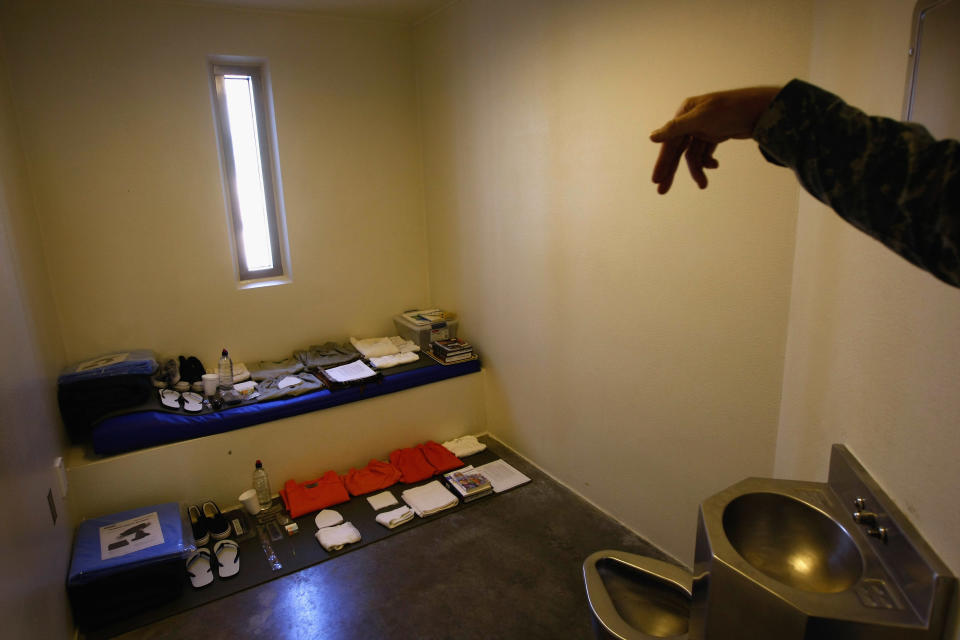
[218,348,234,390]
[253,460,272,509]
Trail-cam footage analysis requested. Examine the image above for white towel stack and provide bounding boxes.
[369,351,419,369]
[441,435,487,458]
[315,522,361,551]
[375,505,415,529]
[401,480,459,517]
[350,336,420,359]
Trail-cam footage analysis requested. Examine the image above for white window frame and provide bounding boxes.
[210,59,290,285]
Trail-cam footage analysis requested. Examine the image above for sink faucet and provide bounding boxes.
[853,500,888,543]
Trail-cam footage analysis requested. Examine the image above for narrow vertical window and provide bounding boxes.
[211,62,287,281]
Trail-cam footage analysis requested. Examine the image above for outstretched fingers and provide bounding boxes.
[652,135,690,194]
[685,139,719,189]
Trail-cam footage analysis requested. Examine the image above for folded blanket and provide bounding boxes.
[375,505,414,529]
[315,522,361,551]
[388,336,420,353]
[350,337,399,358]
[294,342,359,368]
[401,481,458,517]
[256,372,324,402]
[249,358,304,382]
[442,435,487,458]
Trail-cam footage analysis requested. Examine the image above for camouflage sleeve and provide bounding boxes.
[752,79,960,288]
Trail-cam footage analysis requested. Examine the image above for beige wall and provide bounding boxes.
[415,0,812,563]
[1,0,431,367]
[776,0,960,594]
[0,32,73,640]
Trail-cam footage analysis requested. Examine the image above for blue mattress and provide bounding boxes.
[91,357,481,455]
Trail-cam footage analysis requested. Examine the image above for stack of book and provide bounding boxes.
[431,338,474,363]
[443,467,493,502]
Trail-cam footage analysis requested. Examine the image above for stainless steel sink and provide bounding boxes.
[721,492,862,593]
[689,445,956,639]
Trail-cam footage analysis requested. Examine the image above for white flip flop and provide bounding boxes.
[186,549,213,588]
[159,388,181,409]
[213,539,240,578]
[182,391,203,412]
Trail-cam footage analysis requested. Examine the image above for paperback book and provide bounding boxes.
[443,466,493,501]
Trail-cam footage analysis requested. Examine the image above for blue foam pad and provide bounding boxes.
[91,358,481,455]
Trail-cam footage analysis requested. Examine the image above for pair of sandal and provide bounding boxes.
[186,540,240,588]
[159,389,203,412]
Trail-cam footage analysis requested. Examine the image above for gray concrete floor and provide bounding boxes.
[112,437,678,639]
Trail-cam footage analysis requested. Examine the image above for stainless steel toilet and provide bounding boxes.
[583,550,692,640]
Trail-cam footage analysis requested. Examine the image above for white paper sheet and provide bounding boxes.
[99,511,164,560]
[324,360,377,383]
[473,459,531,493]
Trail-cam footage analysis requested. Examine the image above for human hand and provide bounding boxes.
[650,86,781,194]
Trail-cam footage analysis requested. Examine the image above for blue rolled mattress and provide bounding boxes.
[91,357,481,455]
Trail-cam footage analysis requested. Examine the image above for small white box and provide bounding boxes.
[393,314,459,350]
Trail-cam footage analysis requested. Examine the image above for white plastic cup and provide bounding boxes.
[239,489,261,515]
[201,373,219,397]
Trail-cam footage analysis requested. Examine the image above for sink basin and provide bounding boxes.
[721,492,862,593]
[692,450,957,640]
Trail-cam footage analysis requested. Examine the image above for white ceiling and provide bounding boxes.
[183,0,453,23]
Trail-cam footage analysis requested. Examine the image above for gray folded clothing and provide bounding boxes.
[256,372,325,402]
[248,358,304,382]
[294,342,359,369]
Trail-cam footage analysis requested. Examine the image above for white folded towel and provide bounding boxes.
[369,351,419,369]
[442,435,487,458]
[350,337,399,358]
[375,506,415,529]
[366,491,398,511]
[401,480,459,517]
[389,336,421,353]
[315,521,361,551]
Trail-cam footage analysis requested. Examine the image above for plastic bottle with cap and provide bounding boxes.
[218,348,234,390]
[253,460,272,509]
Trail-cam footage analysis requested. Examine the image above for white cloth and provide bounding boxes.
[366,491,398,511]
[315,521,361,551]
[369,351,419,369]
[350,336,420,359]
[375,506,414,529]
[314,509,344,530]
[350,337,399,358]
[388,336,420,353]
[442,435,487,458]
[401,480,459,517]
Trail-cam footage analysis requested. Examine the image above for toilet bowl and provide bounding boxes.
[583,550,692,640]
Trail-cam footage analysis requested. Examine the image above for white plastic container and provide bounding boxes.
[393,314,459,350]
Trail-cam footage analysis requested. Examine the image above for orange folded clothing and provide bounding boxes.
[343,459,402,496]
[417,440,463,473]
[389,447,436,483]
[280,471,350,518]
